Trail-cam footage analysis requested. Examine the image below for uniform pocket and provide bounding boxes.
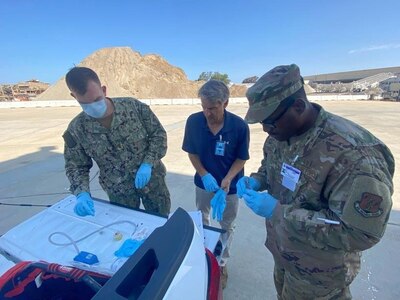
[290,160,323,211]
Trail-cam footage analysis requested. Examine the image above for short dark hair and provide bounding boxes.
[198,80,229,104]
[65,67,101,95]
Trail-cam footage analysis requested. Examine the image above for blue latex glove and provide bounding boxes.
[74,192,95,217]
[114,239,144,257]
[201,173,219,192]
[236,176,260,198]
[211,189,227,221]
[135,163,152,189]
[242,189,277,219]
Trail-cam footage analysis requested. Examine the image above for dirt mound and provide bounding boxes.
[37,47,251,100]
[304,83,316,94]
[37,47,204,100]
[229,84,247,97]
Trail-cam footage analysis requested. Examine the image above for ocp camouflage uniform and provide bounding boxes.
[63,97,171,216]
[251,105,394,299]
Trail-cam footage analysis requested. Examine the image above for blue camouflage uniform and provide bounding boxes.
[63,97,170,216]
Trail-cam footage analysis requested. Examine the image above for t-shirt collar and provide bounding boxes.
[202,109,232,134]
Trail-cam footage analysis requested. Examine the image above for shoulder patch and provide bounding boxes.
[62,131,77,148]
[354,192,383,217]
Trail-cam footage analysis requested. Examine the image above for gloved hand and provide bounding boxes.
[211,189,227,221]
[114,239,144,257]
[201,173,219,192]
[74,192,95,217]
[242,189,277,219]
[236,176,260,198]
[135,163,152,189]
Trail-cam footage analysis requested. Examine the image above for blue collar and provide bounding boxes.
[201,110,234,135]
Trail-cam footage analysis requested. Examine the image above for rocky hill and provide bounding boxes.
[37,47,248,100]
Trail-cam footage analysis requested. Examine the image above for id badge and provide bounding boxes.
[280,162,301,191]
[215,141,225,156]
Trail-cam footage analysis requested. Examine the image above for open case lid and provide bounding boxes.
[0,195,222,276]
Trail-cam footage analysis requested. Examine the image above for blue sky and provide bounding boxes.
[1,0,399,84]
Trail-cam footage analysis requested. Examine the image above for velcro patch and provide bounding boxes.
[341,175,391,238]
[354,192,383,217]
[62,131,77,148]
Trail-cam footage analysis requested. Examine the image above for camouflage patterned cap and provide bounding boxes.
[245,64,304,124]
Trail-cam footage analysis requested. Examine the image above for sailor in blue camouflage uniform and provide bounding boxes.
[63,67,170,217]
[237,64,394,299]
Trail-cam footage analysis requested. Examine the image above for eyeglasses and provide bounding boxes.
[260,98,295,130]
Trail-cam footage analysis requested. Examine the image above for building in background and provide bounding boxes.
[304,67,400,100]
[0,79,49,102]
[381,77,400,100]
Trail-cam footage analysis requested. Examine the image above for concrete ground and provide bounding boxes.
[0,100,399,299]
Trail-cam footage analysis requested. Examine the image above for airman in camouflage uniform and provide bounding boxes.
[63,67,170,216]
[237,64,394,299]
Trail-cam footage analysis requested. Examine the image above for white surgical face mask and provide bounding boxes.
[80,98,107,118]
